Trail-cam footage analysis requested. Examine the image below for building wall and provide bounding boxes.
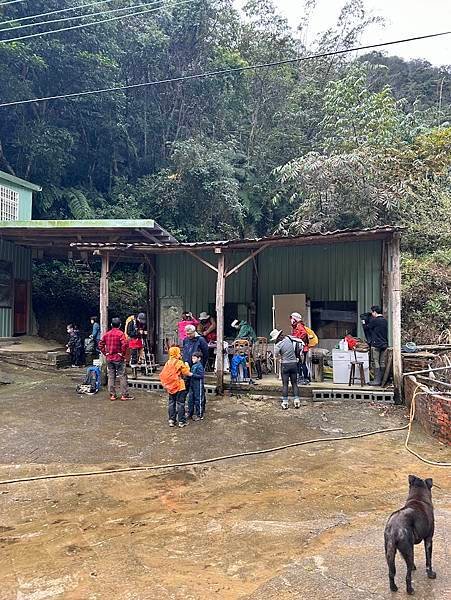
[0,238,32,337]
[257,240,382,338]
[156,240,382,339]
[0,176,33,220]
[405,375,451,446]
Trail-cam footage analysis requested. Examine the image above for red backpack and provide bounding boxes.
[159,360,181,394]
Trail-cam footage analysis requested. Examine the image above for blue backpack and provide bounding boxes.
[77,366,101,395]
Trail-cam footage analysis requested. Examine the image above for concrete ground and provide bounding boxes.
[0,364,449,600]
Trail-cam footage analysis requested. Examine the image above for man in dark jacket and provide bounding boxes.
[182,325,209,367]
[364,305,388,386]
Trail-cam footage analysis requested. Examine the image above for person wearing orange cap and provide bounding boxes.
[159,346,191,428]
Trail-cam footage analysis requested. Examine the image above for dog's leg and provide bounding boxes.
[386,539,398,592]
[400,547,415,595]
[424,537,436,579]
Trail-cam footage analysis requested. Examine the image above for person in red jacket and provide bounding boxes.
[290,312,310,383]
[98,317,134,401]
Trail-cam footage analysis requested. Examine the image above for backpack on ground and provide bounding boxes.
[159,360,181,394]
[304,326,319,347]
[76,366,101,395]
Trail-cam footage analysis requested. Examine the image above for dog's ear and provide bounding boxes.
[408,475,416,486]
[425,478,433,489]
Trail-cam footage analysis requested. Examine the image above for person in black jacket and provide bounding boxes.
[66,324,85,367]
[363,305,388,386]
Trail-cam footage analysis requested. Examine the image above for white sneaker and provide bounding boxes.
[281,400,289,410]
[293,398,301,409]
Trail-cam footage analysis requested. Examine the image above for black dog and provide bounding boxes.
[384,475,436,594]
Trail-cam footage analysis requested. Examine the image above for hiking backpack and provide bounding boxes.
[76,366,101,395]
[159,360,181,394]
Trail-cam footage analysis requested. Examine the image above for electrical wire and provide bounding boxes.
[0,424,411,486]
[1,383,448,487]
[0,0,189,44]
[0,0,170,33]
[0,0,118,27]
[0,0,28,6]
[0,31,449,108]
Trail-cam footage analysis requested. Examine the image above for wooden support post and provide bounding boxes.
[100,251,110,335]
[390,235,402,403]
[215,250,226,394]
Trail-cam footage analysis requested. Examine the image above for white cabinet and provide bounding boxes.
[332,349,370,384]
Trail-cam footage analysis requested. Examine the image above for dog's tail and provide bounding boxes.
[385,533,397,573]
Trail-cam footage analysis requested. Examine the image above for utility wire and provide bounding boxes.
[0,0,28,6]
[0,0,117,26]
[0,0,188,44]
[0,0,170,33]
[1,31,449,108]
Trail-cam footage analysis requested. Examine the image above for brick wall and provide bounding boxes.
[405,375,451,446]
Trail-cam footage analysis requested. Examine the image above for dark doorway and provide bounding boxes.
[311,301,358,339]
[14,280,28,335]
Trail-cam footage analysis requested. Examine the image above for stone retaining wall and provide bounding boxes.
[405,375,450,446]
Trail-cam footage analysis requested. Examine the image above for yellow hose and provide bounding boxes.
[405,385,451,467]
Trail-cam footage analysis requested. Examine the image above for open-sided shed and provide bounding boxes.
[71,225,402,399]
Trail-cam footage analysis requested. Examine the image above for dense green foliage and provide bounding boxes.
[0,0,450,340]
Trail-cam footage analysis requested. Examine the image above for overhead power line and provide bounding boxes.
[0,0,28,6]
[0,31,449,108]
[0,0,117,27]
[0,0,189,43]
[0,0,170,33]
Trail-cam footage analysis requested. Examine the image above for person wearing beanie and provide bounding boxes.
[290,312,310,383]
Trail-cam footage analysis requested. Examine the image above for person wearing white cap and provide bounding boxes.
[198,312,217,343]
[290,312,310,383]
[231,319,257,343]
[269,328,302,409]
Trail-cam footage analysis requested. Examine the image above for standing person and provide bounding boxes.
[98,317,134,401]
[182,324,209,367]
[66,324,85,367]
[126,312,147,368]
[270,329,301,410]
[290,312,310,383]
[90,316,101,356]
[177,311,199,344]
[159,346,191,428]
[364,305,388,386]
[187,351,206,421]
[198,312,217,342]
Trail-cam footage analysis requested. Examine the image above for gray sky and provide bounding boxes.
[243,1,450,66]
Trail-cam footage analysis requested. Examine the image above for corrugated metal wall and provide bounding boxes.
[0,238,32,337]
[257,240,382,337]
[156,240,382,338]
[156,251,253,315]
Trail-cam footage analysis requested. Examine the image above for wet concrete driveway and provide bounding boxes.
[0,365,450,599]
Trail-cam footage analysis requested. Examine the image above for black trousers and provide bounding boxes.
[281,362,299,398]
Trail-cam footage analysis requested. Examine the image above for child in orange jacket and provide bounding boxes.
[160,346,191,428]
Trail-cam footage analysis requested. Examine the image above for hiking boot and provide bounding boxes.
[109,394,117,401]
[293,398,301,409]
[178,421,187,428]
[168,419,175,427]
[281,399,289,410]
